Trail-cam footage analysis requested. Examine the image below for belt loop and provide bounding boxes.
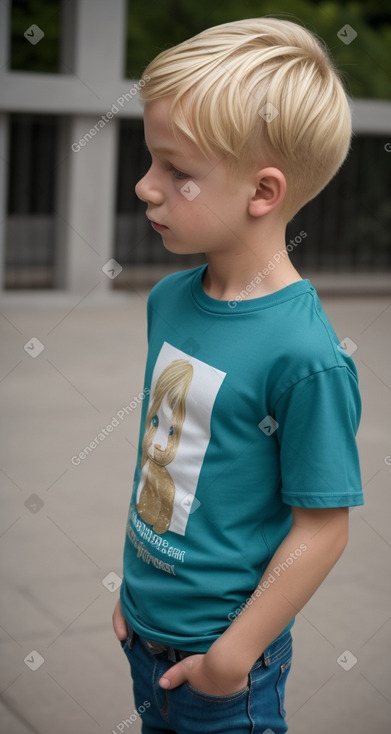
[126,621,137,649]
[167,647,177,662]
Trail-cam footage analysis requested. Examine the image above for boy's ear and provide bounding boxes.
[248,167,286,217]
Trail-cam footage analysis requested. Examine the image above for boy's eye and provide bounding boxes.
[142,142,189,181]
[171,168,189,180]
[151,415,159,427]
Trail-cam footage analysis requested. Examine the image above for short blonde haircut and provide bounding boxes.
[139,17,352,219]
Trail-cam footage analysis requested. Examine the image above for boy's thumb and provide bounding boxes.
[159,654,202,690]
[159,662,186,690]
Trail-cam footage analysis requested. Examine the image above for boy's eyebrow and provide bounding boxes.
[143,139,184,157]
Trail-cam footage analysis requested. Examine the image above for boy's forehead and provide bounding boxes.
[143,98,203,160]
[144,98,172,137]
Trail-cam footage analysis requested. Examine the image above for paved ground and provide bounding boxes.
[1,282,391,734]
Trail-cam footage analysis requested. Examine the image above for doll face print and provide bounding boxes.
[136,358,194,534]
[148,394,177,464]
[134,342,226,536]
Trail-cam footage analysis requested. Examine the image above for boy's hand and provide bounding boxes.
[112,598,128,641]
[112,600,249,695]
[159,647,249,696]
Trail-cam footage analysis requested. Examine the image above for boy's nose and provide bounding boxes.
[135,174,164,205]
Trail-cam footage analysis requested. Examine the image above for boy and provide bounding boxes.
[113,17,364,734]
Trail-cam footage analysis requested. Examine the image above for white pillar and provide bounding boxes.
[63,0,127,81]
[55,0,126,292]
[55,115,119,291]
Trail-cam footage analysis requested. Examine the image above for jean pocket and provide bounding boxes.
[183,680,249,703]
[276,657,292,717]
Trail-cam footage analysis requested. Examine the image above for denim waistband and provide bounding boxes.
[124,621,292,667]
[124,621,195,663]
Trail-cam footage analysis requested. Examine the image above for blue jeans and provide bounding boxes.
[120,622,292,733]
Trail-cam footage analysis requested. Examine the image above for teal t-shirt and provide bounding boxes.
[120,264,364,653]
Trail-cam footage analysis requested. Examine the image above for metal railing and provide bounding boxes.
[5,114,391,288]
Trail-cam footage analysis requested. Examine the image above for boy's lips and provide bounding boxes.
[147,215,169,232]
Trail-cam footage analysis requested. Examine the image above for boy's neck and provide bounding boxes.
[202,239,303,302]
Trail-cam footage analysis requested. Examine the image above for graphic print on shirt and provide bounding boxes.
[136,358,193,534]
[134,341,226,536]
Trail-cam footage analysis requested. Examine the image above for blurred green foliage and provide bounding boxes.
[11,0,61,74]
[10,0,391,98]
[125,0,391,99]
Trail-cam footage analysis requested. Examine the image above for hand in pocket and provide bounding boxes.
[112,598,128,642]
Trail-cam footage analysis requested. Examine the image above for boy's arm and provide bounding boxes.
[211,506,349,671]
[160,506,349,694]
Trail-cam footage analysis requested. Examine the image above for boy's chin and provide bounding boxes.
[162,240,204,256]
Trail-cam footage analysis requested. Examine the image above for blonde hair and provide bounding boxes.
[142,359,193,467]
[139,17,352,218]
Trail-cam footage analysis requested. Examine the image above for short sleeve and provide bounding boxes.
[274,366,364,508]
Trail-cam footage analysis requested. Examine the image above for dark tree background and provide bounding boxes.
[10,0,391,99]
